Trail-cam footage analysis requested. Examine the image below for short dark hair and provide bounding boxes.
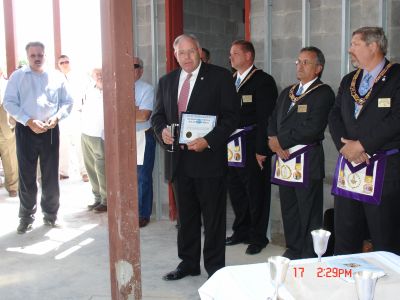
[231,40,255,61]
[202,48,210,60]
[300,46,325,78]
[25,41,45,52]
[352,26,387,55]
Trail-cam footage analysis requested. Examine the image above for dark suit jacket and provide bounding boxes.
[151,63,240,180]
[235,66,278,156]
[268,79,335,179]
[329,61,400,180]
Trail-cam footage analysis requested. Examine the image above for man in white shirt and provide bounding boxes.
[134,57,155,227]
[57,55,88,182]
[3,41,73,233]
[81,68,107,213]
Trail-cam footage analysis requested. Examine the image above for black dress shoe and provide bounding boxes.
[43,218,59,228]
[245,244,265,255]
[162,268,200,281]
[17,222,33,234]
[139,217,150,228]
[225,235,246,246]
[88,202,101,211]
[94,204,107,213]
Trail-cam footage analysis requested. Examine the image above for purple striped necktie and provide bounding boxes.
[178,73,192,116]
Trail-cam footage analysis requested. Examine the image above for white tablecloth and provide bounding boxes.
[198,251,400,300]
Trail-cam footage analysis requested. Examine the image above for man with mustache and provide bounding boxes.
[3,41,73,233]
[329,27,400,255]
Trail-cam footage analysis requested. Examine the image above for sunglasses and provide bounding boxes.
[134,64,142,69]
[59,61,69,65]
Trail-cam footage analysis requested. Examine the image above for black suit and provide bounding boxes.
[328,61,400,255]
[268,79,335,259]
[228,67,277,246]
[152,63,240,276]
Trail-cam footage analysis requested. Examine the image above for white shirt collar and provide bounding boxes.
[298,77,318,93]
[237,65,254,81]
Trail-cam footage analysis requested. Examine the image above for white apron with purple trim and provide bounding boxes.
[331,150,399,205]
[271,144,313,187]
[227,126,254,167]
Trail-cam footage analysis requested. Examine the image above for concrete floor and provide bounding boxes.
[0,175,285,300]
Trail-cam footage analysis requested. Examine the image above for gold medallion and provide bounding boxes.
[347,172,361,189]
[228,149,233,160]
[280,165,292,179]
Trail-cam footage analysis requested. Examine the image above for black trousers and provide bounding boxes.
[16,123,60,223]
[279,179,323,259]
[173,174,227,277]
[334,179,400,255]
[228,140,271,246]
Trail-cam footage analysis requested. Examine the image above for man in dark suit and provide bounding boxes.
[151,34,239,280]
[225,40,277,255]
[329,27,400,255]
[268,46,335,259]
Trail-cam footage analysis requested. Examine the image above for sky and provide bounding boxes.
[1,0,102,75]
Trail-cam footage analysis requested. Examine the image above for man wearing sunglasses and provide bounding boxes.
[268,46,335,259]
[57,55,89,183]
[133,57,155,228]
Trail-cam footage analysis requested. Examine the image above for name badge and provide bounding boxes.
[297,104,307,113]
[378,98,391,108]
[242,95,252,103]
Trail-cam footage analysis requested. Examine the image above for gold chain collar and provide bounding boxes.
[350,63,393,105]
[288,83,324,103]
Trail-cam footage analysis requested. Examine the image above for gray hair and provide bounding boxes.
[352,27,387,55]
[173,34,201,52]
[25,41,45,52]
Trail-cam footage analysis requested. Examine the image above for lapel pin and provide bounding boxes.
[382,76,386,82]
[201,77,204,80]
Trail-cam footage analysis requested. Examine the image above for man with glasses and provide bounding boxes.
[133,57,155,227]
[3,41,73,233]
[57,55,89,182]
[152,34,239,280]
[329,27,400,255]
[268,47,335,259]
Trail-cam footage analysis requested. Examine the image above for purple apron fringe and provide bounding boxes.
[227,125,254,167]
[331,149,399,205]
[271,144,314,188]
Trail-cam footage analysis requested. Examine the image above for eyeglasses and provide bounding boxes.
[134,64,142,69]
[59,61,69,65]
[295,59,319,66]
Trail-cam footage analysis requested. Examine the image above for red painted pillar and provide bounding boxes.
[100,0,141,299]
[165,0,183,72]
[52,0,62,67]
[165,0,183,220]
[244,0,251,41]
[3,0,17,77]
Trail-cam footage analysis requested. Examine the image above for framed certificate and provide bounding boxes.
[179,113,217,144]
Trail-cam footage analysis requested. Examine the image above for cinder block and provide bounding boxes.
[184,0,204,15]
[196,15,211,32]
[184,13,197,31]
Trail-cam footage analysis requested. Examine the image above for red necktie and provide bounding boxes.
[178,73,192,116]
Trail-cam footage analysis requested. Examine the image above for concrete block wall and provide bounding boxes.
[250,0,400,238]
[132,0,400,228]
[183,0,245,69]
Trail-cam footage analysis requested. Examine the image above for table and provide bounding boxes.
[198,251,400,300]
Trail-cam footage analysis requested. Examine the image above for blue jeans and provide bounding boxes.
[137,129,156,219]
